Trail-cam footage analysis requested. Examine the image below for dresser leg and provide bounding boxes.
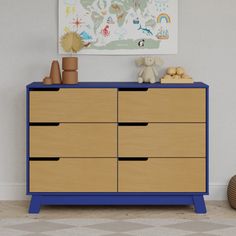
[193,195,207,214]
[29,196,41,214]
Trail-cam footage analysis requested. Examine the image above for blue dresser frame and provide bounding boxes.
[26,82,209,214]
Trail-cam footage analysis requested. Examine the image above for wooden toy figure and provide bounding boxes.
[62,57,78,84]
[161,66,194,84]
[135,57,164,84]
[49,60,62,84]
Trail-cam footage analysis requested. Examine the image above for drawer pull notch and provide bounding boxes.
[30,123,60,126]
[119,88,149,92]
[118,157,149,161]
[30,158,60,161]
[118,123,149,127]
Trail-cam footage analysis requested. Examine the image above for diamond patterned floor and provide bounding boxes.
[0,201,235,236]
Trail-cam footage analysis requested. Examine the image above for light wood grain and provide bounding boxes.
[119,158,206,192]
[30,158,117,192]
[119,89,206,122]
[119,123,205,157]
[160,78,194,84]
[30,89,117,122]
[30,124,117,157]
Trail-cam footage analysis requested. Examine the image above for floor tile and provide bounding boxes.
[166,221,232,233]
[1,201,236,236]
[0,227,28,236]
[87,220,152,232]
[209,227,236,236]
[184,234,217,236]
[45,226,111,236]
[128,218,191,226]
[6,221,74,233]
[24,234,50,236]
[104,234,132,236]
[0,218,39,227]
[203,218,236,227]
[128,226,190,236]
[47,218,115,227]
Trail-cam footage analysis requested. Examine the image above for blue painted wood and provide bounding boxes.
[26,87,30,195]
[26,82,209,214]
[206,87,209,195]
[193,196,207,214]
[28,195,195,213]
[29,192,206,196]
[27,82,208,89]
[29,196,41,214]
[28,194,207,214]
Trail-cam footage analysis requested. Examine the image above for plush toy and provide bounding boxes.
[135,57,164,84]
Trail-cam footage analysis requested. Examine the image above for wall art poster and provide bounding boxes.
[59,0,178,54]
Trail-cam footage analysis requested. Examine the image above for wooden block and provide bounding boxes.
[42,77,52,85]
[161,78,194,84]
[62,71,78,84]
[62,57,78,71]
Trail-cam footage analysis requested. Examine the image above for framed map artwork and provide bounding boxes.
[59,0,178,54]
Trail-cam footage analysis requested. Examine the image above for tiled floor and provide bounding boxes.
[0,201,235,235]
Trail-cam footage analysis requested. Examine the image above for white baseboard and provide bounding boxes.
[0,183,28,200]
[205,183,228,201]
[0,183,228,201]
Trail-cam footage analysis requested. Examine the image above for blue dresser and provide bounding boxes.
[26,82,209,214]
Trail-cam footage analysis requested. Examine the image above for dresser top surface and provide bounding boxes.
[27,82,208,89]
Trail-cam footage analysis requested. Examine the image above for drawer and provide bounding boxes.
[119,123,205,157]
[119,89,205,122]
[30,124,117,157]
[30,89,117,122]
[118,158,206,192]
[30,158,117,192]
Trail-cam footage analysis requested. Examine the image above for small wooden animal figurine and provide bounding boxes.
[135,57,164,84]
[161,67,193,84]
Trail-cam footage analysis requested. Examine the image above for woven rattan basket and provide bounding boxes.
[227,175,236,209]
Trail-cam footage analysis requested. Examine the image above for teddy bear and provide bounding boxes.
[135,57,164,84]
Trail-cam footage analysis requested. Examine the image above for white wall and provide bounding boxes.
[0,0,236,200]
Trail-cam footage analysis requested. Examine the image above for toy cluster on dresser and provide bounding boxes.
[135,56,194,84]
[42,56,194,85]
[161,67,194,84]
[42,57,78,85]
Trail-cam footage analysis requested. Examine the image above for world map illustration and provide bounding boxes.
[59,0,178,54]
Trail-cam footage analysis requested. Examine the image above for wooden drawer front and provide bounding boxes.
[30,89,117,122]
[119,124,205,157]
[118,158,206,192]
[30,158,117,192]
[30,124,117,157]
[119,89,205,122]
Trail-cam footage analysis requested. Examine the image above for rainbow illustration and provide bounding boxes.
[157,13,171,23]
